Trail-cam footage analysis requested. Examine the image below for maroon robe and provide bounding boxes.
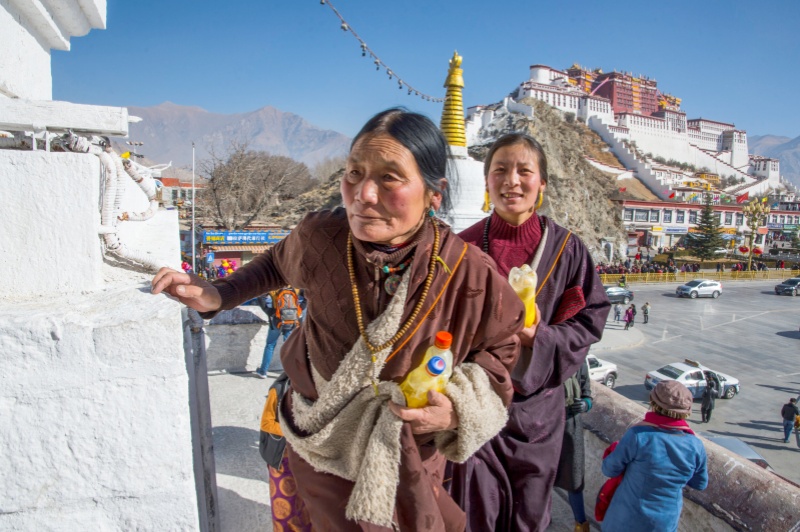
[204,208,524,531]
[452,213,611,531]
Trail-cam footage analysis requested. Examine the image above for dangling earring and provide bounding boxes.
[535,191,544,210]
[482,190,491,213]
[428,207,436,218]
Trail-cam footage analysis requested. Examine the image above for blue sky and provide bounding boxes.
[53,0,800,139]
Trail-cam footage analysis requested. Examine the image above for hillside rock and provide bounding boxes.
[470,100,626,261]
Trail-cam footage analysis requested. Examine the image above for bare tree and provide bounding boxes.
[311,155,347,181]
[197,141,312,229]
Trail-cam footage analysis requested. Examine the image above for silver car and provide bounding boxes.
[676,279,723,299]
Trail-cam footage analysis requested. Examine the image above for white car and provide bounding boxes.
[587,354,618,388]
[644,359,740,399]
[676,279,723,299]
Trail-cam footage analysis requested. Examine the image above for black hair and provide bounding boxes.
[483,133,548,185]
[351,108,453,213]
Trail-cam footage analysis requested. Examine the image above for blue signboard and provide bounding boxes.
[203,230,291,245]
[206,252,215,263]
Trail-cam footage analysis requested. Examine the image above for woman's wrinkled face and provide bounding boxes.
[342,134,440,245]
[486,143,546,226]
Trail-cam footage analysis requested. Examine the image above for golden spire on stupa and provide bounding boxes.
[440,51,466,147]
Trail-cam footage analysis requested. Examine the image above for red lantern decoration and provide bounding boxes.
[738,246,749,253]
[753,248,763,255]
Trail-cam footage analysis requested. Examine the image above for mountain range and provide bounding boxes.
[118,102,351,172]
[748,134,800,188]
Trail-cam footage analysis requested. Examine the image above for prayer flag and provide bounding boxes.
[121,151,131,159]
[619,187,627,192]
[735,192,749,204]
[761,197,768,203]
[669,192,676,199]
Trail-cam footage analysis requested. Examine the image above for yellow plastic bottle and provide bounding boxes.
[400,331,454,408]
[508,264,538,327]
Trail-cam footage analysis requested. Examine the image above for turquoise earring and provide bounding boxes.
[428,208,436,218]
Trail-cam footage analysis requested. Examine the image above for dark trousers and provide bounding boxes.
[643,314,649,324]
[701,407,713,422]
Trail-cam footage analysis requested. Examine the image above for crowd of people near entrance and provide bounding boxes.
[153,110,713,531]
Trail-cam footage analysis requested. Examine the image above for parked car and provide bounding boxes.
[713,248,729,255]
[699,433,772,471]
[604,286,634,304]
[587,354,618,388]
[644,359,740,399]
[676,279,723,299]
[774,278,800,296]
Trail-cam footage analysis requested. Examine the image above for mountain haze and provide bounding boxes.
[120,102,351,170]
[749,134,800,188]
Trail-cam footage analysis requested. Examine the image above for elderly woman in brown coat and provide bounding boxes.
[152,108,524,531]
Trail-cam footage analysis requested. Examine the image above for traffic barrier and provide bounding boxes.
[600,269,800,286]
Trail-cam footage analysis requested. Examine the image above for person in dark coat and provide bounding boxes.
[700,375,718,423]
[555,360,593,532]
[451,133,610,531]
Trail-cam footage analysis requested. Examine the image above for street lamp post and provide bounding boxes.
[125,140,144,160]
[742,200,770,271]
[191,142,196,274]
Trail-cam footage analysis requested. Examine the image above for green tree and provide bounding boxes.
[686,192,725,260]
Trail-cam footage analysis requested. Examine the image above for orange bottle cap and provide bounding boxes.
[434,331,452,349]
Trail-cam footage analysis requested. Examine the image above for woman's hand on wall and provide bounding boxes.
[389,390,459,434]
[151,267,222,313]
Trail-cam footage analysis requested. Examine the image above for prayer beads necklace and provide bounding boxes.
[347,218,441,393]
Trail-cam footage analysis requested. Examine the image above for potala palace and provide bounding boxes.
[466,64,783,201]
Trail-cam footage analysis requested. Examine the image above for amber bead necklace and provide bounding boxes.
[347,217,441,392]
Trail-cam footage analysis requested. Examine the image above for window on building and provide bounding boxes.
[725,212,733,225]
[623,209,633,221]
[663,210,673,223]
[634,210,649,222]
[779,215,785,224]
[676,210,685,223]
[735,213,743,226]
[649,210,660,222]
[689,211,698,223]
[795,216,800,224]
[771,215,778,223]
[171,189,178,202]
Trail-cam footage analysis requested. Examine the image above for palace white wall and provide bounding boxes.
[445,146,486,233]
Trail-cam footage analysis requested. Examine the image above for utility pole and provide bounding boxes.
[192,142,196,274]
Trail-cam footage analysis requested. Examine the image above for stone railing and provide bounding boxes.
[584,384,800,531]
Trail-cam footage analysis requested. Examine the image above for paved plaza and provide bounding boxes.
[594,278,800,485]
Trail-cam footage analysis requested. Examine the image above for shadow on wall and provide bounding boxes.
[216,486,272,532]
[206,308,266,372]
[212,425,267,483]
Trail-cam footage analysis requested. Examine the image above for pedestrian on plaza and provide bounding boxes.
[555,361,593,532]
[601,381,708,531]
[623,306,634,330]
[255,287,305,379]
[259,372,314,531]
[614,303,622,323]
[151,108,524,530]
[642,302,650,324]
[700,376,718,423]
[780,398,800,443]
[629,304,637,328]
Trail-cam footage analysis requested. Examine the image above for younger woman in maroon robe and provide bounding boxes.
[452,133,611,531]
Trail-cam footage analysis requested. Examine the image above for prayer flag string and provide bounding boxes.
[320,0,444,103]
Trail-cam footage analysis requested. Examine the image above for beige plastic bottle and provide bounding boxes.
[509,264,538,327]
[399,331,454,408]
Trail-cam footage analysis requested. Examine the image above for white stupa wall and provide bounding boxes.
[446,145,486,233]
[1,1,200,529]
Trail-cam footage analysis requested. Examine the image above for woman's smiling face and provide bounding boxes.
[486,142,546,226]
[342,134,440,245]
